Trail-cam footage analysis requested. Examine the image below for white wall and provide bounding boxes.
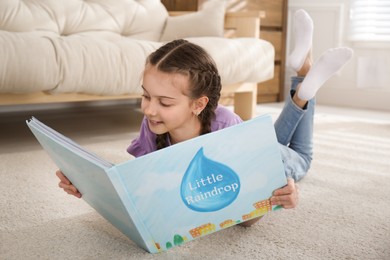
[286,0,390,111]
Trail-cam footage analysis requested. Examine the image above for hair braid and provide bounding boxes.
[195,68,221,135]
[156,133,168,150]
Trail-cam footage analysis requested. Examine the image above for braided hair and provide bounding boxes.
[145,39,222,150]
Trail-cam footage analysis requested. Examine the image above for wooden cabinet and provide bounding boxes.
[161,0,288,103]
[226,0,288,103]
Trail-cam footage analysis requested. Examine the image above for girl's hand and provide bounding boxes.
[56,170,82,198]
[270,178,298,209]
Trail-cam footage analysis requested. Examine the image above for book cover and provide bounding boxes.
[27,114,287,253]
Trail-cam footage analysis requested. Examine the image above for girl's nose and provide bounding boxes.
[143,100,157,116]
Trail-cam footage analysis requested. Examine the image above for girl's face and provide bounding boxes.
[141,66,206,143]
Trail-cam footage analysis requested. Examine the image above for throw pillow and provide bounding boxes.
[160,0,226,42]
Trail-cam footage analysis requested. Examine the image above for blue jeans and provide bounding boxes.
[275,76,314,182]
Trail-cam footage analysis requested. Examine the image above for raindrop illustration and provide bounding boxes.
[180,147,240,212]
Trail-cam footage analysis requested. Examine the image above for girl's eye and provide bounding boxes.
[142,94,150,100]
[160,102,172,107]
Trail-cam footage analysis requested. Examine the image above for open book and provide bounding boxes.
[27,115,286,253]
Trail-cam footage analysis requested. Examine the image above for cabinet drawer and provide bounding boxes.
[257,64,280,95]
[260,30,282,61]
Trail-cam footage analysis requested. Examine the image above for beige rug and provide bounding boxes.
[1,104,390,259]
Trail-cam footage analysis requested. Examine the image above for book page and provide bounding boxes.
[28,117,113,169]
[27,117,150,251]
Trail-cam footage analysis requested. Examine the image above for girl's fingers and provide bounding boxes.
[273,178,296,196]
[56,170,82,198]
[271,194,298,209]
[270,178,298,208]
[61,185,82,198]
[58,182,77,193]
[56,170,71,185]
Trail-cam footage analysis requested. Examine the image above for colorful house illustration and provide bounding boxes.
[219,219,235,229]
[189,223,216,238]
[242,199,272,221]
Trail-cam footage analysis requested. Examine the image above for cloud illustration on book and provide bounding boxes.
[239,168,268,194]
[180,147,240,212]
[133,171,182,197]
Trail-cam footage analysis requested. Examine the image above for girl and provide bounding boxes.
[57,9,353,226]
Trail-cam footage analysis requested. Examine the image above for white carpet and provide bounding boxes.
[1,104,390,259]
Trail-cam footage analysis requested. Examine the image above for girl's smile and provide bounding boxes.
[147,118,164,130]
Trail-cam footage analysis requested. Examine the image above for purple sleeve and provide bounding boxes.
[126,117,157,157]
[211,105,243,131]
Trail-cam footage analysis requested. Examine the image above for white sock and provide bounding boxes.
[288,9,313,71]
[298,47,354,101]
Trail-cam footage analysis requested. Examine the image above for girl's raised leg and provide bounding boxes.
[275,9,353,180]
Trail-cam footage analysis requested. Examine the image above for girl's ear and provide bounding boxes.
[193,96,209,116]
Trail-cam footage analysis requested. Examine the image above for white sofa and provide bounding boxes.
[0,0,274,120]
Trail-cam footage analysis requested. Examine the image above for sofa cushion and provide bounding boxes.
[0,0,168,41]
[0,31,274,95]
[123,0,169,41]
[49,36,162,95]
[0,31,59,93]
[187,37,274,86]
[160,0,226,42]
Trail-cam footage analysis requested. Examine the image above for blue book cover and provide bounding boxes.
[27,114,286,253]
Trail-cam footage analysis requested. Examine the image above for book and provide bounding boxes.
[27,114,287,253]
